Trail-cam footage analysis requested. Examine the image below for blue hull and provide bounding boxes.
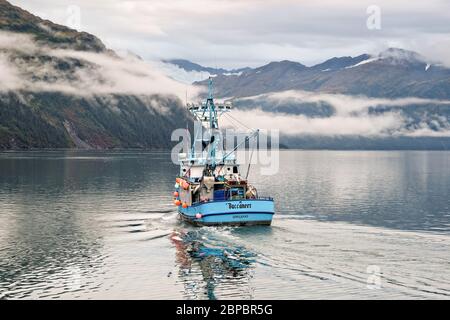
[178,199,275,226]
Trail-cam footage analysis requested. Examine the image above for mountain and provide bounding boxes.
[196,48,450,99]
[206,60,309,97]
[0,0,108,53]
[163,59,251,76]
[0,0,192,149]
[187,48,450,149]
[1,0,449,150]
[310,54,371,71]
[163,59,227,75]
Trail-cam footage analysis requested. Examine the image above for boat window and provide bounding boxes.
[233,166,238,173]
[229,187,244,200]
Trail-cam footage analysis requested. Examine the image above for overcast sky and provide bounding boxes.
[10,0,450,68]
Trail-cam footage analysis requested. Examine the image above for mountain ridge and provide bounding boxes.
[0,0,110,53]
[0,0,192,150]
[192,47,450,99]
[163,58,250,75]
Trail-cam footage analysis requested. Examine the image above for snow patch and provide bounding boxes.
[345,57,378,69]
[223,71,242,76]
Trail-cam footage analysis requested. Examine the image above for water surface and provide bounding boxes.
[0,150,449,299]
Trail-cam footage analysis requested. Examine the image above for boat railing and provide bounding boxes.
[179,152,236,164]
[213,188,273,201]
[187,102,232,110]
[256,196,274,201]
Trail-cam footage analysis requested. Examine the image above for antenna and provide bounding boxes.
[208,76,213,100]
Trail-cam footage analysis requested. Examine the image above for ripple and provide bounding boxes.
[1,150,450,299]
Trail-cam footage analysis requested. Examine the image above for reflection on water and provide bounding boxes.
[170,229,256,300]
[0,150,449,299]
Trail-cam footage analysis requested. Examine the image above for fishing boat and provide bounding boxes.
[173,78,275,226]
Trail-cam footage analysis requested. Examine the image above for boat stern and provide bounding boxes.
[178,198,275,226]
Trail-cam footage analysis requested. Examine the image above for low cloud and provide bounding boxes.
[0,53,22,91]
[0,31,199,99]
[246,90,450,116]
[0,31,38,52]
[157,61,212,85]
[225,90,450,137]
[224,109,404,136]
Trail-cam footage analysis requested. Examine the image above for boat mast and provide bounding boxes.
[187,77,233,172]
[205,77,219,169]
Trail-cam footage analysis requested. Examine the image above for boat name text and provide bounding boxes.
[227,202,251,210]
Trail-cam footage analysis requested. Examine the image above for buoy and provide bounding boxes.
[174,199,181,206]
[173,191,179,197]
[182,203,188,208]
[174,183,179,189]
[195,213,202,219]
[182,181,189,190]
[176,178,181,184]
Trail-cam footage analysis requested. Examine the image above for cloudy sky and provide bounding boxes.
[9,0,450,68]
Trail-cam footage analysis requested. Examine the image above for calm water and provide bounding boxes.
[0,150,449,299]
